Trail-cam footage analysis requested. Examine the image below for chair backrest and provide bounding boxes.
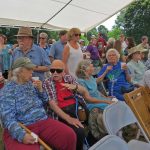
[89,135,129,150]
[103,101,150,142]
[124,87,150,140]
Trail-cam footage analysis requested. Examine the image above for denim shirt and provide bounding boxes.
[12,44,51,81]
[0,81,48,142]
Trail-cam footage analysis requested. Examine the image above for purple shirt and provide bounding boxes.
[86,45,100,60]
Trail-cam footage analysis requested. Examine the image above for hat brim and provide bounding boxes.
[24,64,36,69]
[14,34,33,37]
[128,50,141,56]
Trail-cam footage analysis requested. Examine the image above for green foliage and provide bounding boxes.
[86,27,98,40]
[108,27,122,39]
[80,35,89,46]
[0,27,59,44]
[115,0,150,44]
[97,25,108,35]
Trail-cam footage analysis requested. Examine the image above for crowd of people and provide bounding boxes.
[0,26,150,150]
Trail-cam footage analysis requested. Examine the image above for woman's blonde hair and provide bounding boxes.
[67,28,81,41]
[76,60,91,79]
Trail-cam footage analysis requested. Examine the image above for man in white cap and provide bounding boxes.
[12,27,51,81]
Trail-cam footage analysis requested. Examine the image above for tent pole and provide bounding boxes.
[36,28,40,44]
[40,0,73,28]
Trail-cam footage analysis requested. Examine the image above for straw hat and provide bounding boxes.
[136,44,148,53]
[128,46,141,56]
[15,27,33,37]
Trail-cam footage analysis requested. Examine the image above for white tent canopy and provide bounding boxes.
[0,0,134,32]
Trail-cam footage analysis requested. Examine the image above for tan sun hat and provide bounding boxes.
[15,27,33,37]
[128,46,141,56]
[136,44,148,53]
[12,57,35,70]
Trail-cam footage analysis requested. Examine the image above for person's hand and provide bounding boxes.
[8,49,13,54]
[66,116,84,128]
[32,80,43,92]
[106,66,113,72]
[106,100,114,104]
[121,63,128,71]
[23,133,36,144]
[61,83,77,90]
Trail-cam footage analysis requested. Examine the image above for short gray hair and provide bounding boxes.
[76,60,91,79]
[106,48,120,61]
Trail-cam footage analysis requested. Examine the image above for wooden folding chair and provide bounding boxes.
[124,87,150,139]
[145,87,150,97]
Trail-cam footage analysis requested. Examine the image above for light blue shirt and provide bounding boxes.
[49,40,65,60]
[127,60,147,84]
[0,45,11,72]
[78,77,111,110]
[12,44,51,81]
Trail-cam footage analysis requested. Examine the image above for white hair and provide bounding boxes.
[106,48,120,61]
[10,67,22,81]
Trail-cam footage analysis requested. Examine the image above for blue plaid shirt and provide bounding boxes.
[0,81,48,142]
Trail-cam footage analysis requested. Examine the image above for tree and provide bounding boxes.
[97,25,108,41]
[108,27,122,39]
[86,27,98,40]
[115,0,150,44]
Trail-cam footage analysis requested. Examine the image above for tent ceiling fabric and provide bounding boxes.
[0,0,134,32]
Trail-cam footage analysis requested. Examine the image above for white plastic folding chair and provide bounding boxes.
[103,101,150,150]
[89,135,129,150]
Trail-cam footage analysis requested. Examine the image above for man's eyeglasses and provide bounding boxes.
[50,68,63,73]
[74,34,81,37]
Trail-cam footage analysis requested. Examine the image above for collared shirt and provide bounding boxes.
[0,81,48,142]
[37,44,51,56]
[127,60,147,84]
[49,40,65,60]
[43,74,77,101]
[12,44,51,81]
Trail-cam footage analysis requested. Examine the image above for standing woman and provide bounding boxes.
[113,40,126,62]
[62,28,83,78]
[0,34,11,79]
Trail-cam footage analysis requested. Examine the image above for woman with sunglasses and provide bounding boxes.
[62,28,83,78]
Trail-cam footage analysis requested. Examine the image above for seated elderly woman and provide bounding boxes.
[0,74,5,89]
[76,59,113,111]
[98,48,132,101]
[127,46,147,87]
[76,59,113,140]
[0,57,76,150]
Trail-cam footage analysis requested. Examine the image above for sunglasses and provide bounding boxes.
[40,37,46,39]
[74,34,81,37]
[50,68,63,73]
